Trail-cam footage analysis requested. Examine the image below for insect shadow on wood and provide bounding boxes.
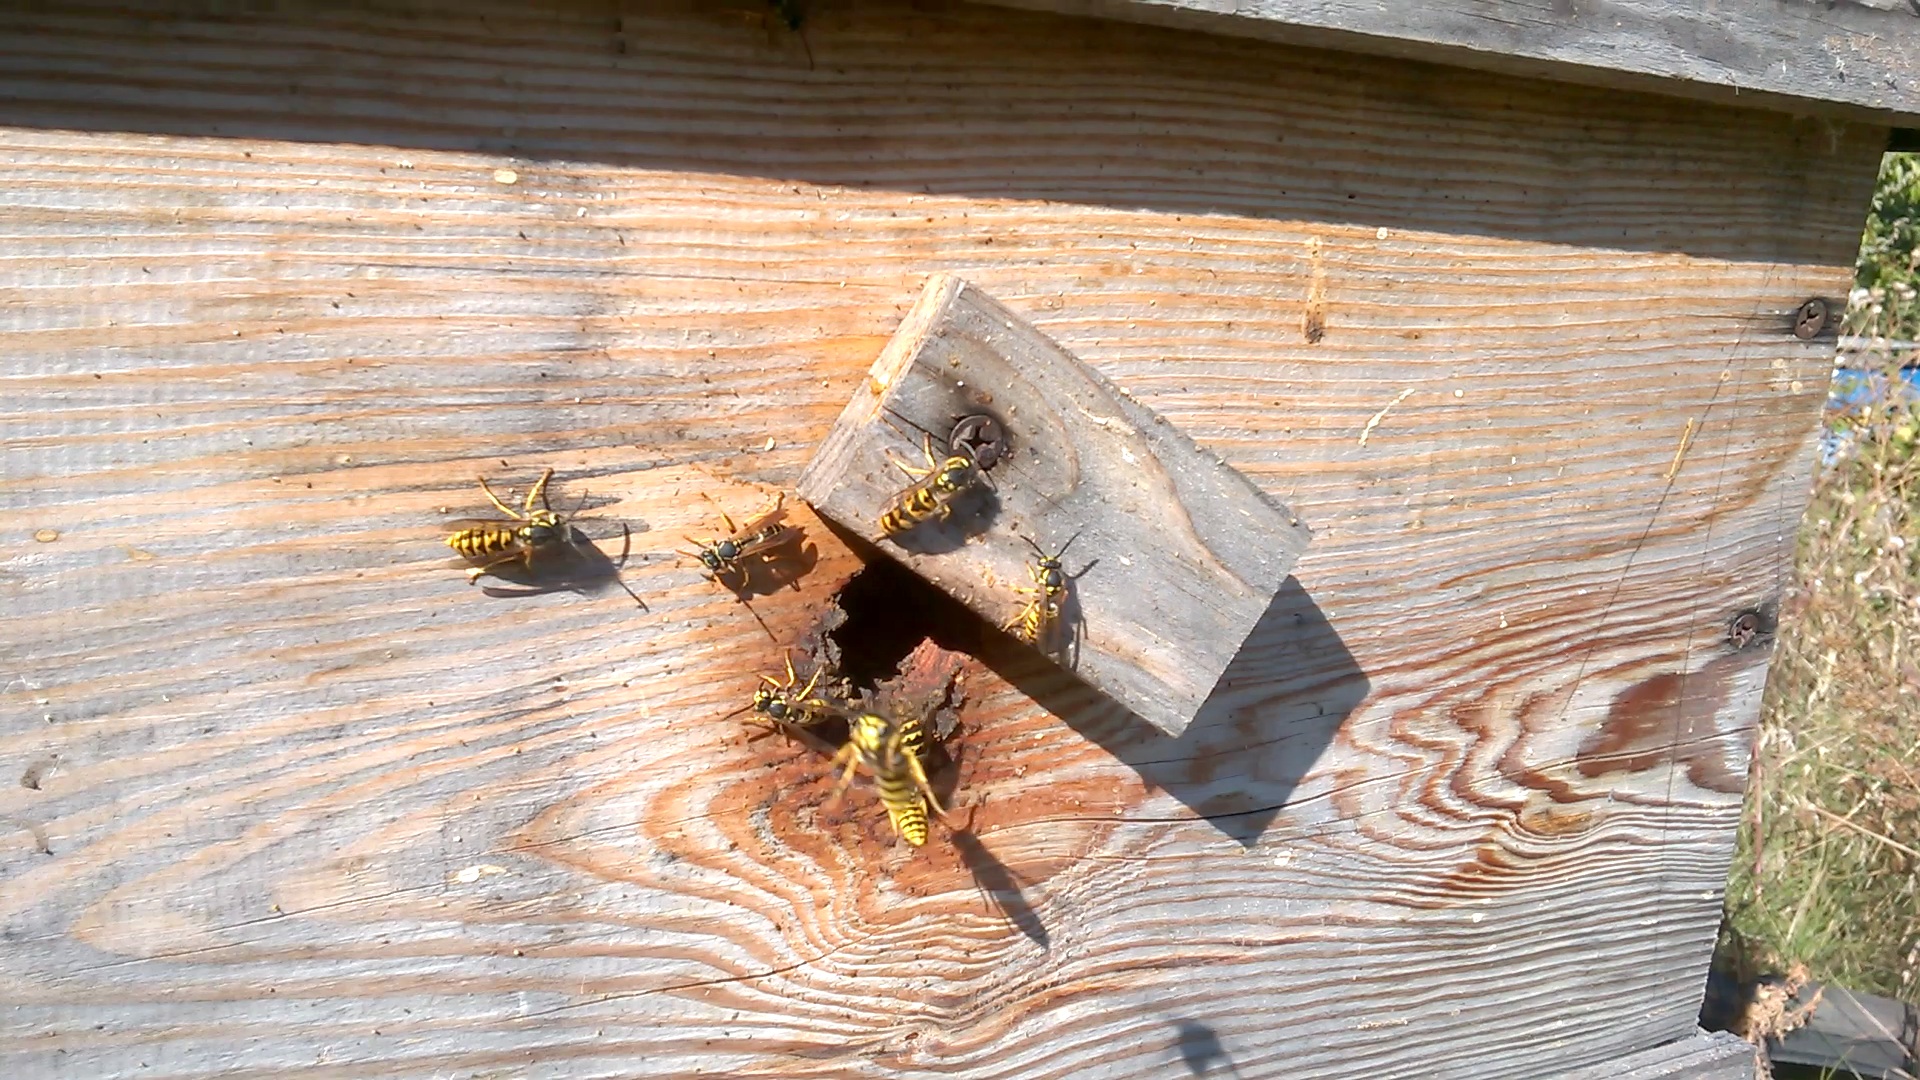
[477,519,649,609]
[767,1,814,70]
[976,577,1365,849]
[1173,1020,1247,1079]
[721,0,814,70]
[948,803,1049,948]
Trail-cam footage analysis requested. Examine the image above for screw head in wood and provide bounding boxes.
[1792,298,1830,340]
[949,414,1007,469]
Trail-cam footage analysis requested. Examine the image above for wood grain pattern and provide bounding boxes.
[0,1,1887,1076]
[796,274,1311,736]
[987,0,1920,127]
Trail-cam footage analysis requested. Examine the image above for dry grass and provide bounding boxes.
[1723,328,1920,1003]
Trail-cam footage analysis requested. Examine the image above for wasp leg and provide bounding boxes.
[825,743,862,807]
[903,746,947,818]
[793,664,824,710]
[465,547,527,583]
[884,448,933,481]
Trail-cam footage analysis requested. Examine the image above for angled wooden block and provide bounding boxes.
[797,273,1311,735]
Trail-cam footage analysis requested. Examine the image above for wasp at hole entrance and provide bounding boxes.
[827,709,948,848]
[727,649,846,744]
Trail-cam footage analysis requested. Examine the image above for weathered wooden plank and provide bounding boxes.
[1562,1030,1757,1080]
[0,1,1888,1077]
[986,0,1920,128]
[796,274,1310,736]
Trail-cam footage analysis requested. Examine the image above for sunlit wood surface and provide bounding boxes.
[0,1,1884,1076]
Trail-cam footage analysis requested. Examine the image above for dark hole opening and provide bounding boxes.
[826,554,985,694]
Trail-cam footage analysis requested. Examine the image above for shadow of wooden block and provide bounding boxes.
[797,273,1311,735]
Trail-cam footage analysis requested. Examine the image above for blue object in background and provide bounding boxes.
[1820,344,1920,466]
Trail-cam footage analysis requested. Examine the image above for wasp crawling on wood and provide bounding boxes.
[828,709,946,848]
[682,492,804,639]
[683,492,801,583]
[446,467,645,606]
[1005,532,1082,658]
[878,433,987,537]
[446,467,578,582]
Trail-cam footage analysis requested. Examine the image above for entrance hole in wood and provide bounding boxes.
[825,556,984,695]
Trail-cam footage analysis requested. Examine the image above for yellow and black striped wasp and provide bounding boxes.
[827,709,946,848]
[446,468,569,582]
[728,650,842,742]
[879,433,987,537]
[445,467,644,606]
[1004,532,1082,658]
[683,492,800,584]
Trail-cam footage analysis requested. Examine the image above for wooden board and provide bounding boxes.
[796,274,1311,736]
[986,0,1920,128]
[1562,1031,1757,1080]
[0,1,1888,1077]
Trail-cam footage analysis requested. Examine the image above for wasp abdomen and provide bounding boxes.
[447,526,519,560]
[877,779,930,846]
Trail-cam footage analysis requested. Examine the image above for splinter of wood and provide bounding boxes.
[797,274,1311,736]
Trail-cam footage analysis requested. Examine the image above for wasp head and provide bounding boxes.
[935,458,975,492]
[752,686,787,719]
[522,513,565,546]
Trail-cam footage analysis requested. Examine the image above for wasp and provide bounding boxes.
[1004,533,1081,655]
[683,492,800,582]
[728,650,841,740]
[446,468,576,583]
[446,468,646,606]
[828,710,945,848]
[879,433,986,537]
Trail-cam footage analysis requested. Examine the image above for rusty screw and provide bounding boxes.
[1792,298,1830,341]
[950,414,1006,470]
[1727,611,1763,649]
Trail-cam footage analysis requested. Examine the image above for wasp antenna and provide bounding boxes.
[477,475,519,519]
[1056,530,1083,558]
[525,467,556,516]
[564,486,590,518]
